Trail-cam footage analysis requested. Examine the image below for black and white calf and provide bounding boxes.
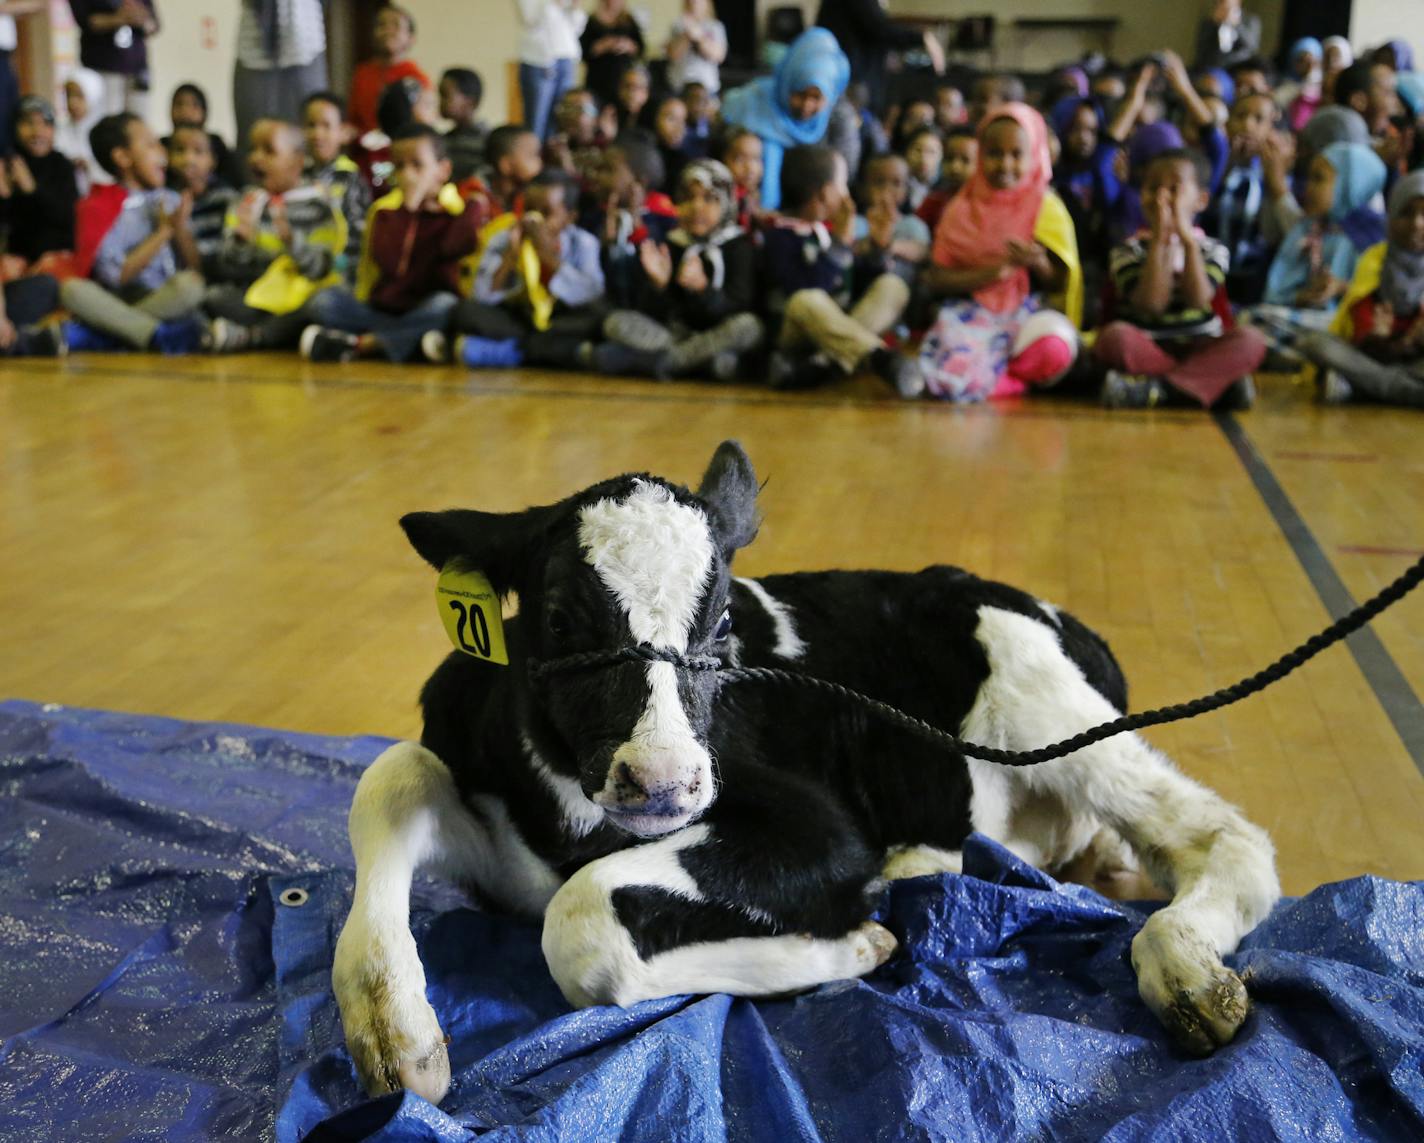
[333,441,1280,1103]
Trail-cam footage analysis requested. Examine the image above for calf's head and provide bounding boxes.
[401,441,760,838]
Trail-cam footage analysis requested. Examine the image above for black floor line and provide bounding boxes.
[1216,412,1424,777]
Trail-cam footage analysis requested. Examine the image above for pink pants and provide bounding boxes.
[1094,322,1267,407]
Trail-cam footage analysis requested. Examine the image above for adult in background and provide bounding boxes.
[580,0,643,111]
[666,0,726,96]
[721,28,853,212]
[516,0,584,140]
[1194,0,1261,71]
[233,0,327,152]
[67,0,158,117]
[815,0,943,116]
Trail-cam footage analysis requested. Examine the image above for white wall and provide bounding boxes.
[1350,1,1424,57]
[144,0,243,141]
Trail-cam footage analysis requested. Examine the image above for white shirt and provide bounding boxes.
[516,0,585,67]
[237,0,326,70]
[0,17,17,53]
[666,16,726,93]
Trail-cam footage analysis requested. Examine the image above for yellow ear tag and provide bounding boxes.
[436,564,509,665]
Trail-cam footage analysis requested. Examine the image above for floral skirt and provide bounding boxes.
[918,298,1040,402]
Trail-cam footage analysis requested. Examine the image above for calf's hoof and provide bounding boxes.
[1132,911,1249,1055]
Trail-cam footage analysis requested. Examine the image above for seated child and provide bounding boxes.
[933,82,965,133]
[365,77,439,195]
[900,126,942,213]
[439,67,487,183]
[915,126,975,232]
[1251,141,1386,342]
[1299,171,1424,406]
[591,133,678,306]
[718,126,764,228]
[205,119,347,353]
[349,4,429,139]
[1203,89,1279,303]
[462,124,542,233]
[594,158,762,381]
[163,83,243,188]
[58,112,206,354]
[1096,149,1266,409]
[300,125,477,364]
[616,63,651,134]
[763,144,923,397]
[890,100,936,153]
[2,96,78,269]
[853,153,930,289]
[544,89,603,184]
[166,124,237,280]
[651,95,691,191]
[968,73,1025,127]
[439,170,604,369]
[302,91,370,283]
[918,104,1082,402]
[682,82,715,151]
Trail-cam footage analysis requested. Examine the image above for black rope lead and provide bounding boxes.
[528,554,1424,768]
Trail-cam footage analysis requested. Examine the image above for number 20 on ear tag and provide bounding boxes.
[436,565,509,665]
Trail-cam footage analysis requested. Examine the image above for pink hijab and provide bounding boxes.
[932,102,1052,313]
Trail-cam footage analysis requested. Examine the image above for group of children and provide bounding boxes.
[3,14,1423,409]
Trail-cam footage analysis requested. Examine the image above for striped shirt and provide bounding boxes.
[1110,230,1230,337]
[236,0,326,69]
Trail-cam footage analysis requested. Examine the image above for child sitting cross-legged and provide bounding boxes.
[462,124,543,233]
[204,119,347,353]
[166,126,237,278]
[593,158,762,381]
[1096,148,1266,409]
[918,103,1082,402]
[58,112,208,355]
[302,92,370,284]
[299,125,478,364]
[853,153,930,291]
[762,144,923,396]
[591,132,678,308]
[1299,171,1424,406]
[432,170,604,370]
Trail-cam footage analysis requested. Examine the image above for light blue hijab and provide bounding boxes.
[721,28,850,210]
[1264,142,1386,306]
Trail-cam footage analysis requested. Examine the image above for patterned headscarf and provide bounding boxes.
[669,158,742,289]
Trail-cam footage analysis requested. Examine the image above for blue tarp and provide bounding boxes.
[0,697,1421,1141]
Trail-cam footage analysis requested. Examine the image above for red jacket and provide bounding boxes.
[348,59,430,136]
[356,185,480,313]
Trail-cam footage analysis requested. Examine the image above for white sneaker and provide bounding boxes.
[421,329,451,364]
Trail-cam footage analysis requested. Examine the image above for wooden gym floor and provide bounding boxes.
[2,355,1421,895]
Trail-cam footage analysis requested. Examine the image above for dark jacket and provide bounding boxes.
[7,151,78,261]
[816,0,921,113]
[759,215,853,316]
[633,229,755,330]
[358,184,480,314]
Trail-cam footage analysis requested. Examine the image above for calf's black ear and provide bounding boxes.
[400,508,547,597]
[697,440,760,552]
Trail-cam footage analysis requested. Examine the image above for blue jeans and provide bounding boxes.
[303,288,459,363]
[519,57,575,141]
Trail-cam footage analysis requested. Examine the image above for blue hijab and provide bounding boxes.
[1264,141,1386,306]
[1396,72,1424,118]
[721,28,850,210]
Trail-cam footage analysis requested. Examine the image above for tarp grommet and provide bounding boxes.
[279,887,310,908]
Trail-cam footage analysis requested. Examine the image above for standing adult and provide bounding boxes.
[815,0,943,116]
[665,0,726,95]
[720,27,850,211]
[516,0,585,141]
[67,0,159,118]
[1193,0,1262,71]
[580,0,643,111]
[233,0,328,152]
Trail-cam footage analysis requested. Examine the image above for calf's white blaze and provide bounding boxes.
[577,481,716,825]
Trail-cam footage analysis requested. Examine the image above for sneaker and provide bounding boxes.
[1218,374,1256,411]
[151,315,207,355]
[708,351,739,383]
[421,329,451,364]
[300,324,359,363]
[869,347,925,399]
[769,350,842,391]
[1320,370,1354,405]
[1101,370,1168,409]
[14,323,67,357]
[205,317,252,354]
[64,320,124,354]
[457,335,524,369]
[591,340,665,377]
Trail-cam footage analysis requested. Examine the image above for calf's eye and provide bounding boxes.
[715,609,732,641]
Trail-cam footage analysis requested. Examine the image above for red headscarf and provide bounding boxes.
[932,102,1053,314]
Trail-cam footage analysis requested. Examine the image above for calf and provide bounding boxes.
[333,440,1279,1104]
